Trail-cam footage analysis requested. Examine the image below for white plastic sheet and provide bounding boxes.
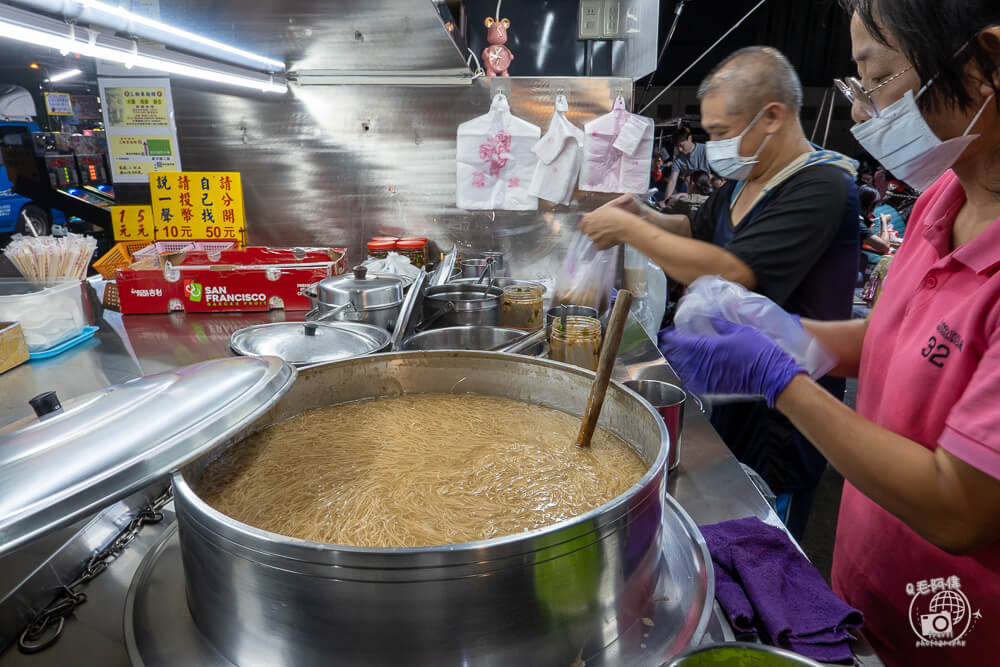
[673,275,837,378]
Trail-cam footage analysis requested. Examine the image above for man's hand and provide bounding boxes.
[600,193,644,216]
[580,205,636,250]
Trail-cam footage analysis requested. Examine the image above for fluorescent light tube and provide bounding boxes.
[70,0,284,71]
[0,5,286,94]
[49,68,83,82]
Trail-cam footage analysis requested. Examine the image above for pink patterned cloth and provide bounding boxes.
[456,93,540,211]
[579,96,654,194]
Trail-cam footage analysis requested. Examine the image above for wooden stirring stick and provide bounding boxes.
[576,289,633,448]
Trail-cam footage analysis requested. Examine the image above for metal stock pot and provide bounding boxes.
[306,265,404,331]
[421,283,502,329]
[171,352,713,666]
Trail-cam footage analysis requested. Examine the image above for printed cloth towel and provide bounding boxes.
[528,94,584,205]
[700,516,863,663]
[579,95,654,194]
[457,93,540,211]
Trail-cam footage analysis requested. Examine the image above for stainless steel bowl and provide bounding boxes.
[173,352,710,667]
[666,642,823,666]
[401,325,547,356]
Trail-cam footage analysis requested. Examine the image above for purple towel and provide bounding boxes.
[700,517,863,664]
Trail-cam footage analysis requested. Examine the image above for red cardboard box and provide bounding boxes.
[116,246,347,314]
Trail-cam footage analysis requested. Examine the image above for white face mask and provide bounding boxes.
[705,107,773,181]
[851,87,993,192]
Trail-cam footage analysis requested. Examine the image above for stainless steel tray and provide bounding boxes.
[124,495,713,667]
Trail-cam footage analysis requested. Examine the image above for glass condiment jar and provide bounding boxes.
[396,237,428,268]
[366,239,396,260]
[549,316,602,371]
[500,284,544,331]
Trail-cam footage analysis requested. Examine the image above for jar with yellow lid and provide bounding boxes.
[549,316,602,371]
[500,284,544,331]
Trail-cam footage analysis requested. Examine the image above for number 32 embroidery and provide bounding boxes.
[921,336,950,368]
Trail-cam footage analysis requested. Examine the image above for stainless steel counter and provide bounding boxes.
[0,283,880,665]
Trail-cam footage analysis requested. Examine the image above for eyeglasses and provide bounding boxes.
[834,66,913,119]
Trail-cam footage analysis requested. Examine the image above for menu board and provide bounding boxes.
[150,171,247,243]
[44,92,73,116]
[98,77,181,183]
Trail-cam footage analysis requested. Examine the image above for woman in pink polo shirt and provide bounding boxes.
[659,1,1000,664]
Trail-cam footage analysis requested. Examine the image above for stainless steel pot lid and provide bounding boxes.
[231,321,390,366]
[316,265,404,310]
[0,356,295,556]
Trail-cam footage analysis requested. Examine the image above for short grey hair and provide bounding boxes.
[697,46,803,116]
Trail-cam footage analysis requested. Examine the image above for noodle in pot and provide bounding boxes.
[195,394,648,547]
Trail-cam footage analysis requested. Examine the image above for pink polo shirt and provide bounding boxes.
[833,170,1000,666]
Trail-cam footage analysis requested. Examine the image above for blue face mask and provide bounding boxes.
[851,84,993,192]
[705,106,773,181]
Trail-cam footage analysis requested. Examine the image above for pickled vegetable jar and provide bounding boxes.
[501,284,544,331]
[549,316,602,371]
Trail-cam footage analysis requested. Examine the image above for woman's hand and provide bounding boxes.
[658,317,805,407]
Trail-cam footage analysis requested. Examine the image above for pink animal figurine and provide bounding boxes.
[483,17,514,77]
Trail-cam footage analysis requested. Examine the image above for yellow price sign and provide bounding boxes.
[111,205,155,241]
[149,171,246,246]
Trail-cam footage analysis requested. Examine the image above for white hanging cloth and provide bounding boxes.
[456,93,541,211]
[528,94,584,205]
[579,95,655,194]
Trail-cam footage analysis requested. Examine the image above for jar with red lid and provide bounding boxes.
[366,239,396,260]
[396,237,428,268]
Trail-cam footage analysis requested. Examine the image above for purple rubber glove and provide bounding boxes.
[658,317,805,408]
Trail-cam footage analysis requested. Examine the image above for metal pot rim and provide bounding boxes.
[173,351,671,557]
[315,299,402,312]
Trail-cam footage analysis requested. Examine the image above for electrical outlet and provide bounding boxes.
[604,0,621,37]
[578,0,603,39]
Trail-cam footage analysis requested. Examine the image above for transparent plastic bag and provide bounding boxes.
[673,275,837,378]
[361,252,421,281]
[553,233,618,317]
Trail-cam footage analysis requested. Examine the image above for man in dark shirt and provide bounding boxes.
[580,46,859,537]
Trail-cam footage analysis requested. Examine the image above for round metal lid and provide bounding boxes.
[230,321,390,366]
[316,265,404,310]
[0,356,295,556]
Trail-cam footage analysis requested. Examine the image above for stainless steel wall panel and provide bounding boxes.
[172,77,633,281]
[157,0,469,75]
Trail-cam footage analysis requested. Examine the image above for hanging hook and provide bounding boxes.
[466,48,485,79]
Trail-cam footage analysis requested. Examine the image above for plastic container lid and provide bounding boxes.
[0,356,296,556]
[230,321,391,366]
[367,239,397,251]
[396,238,428,249]
[370,236,399,243]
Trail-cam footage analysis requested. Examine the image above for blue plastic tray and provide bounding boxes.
[29,326,99,361]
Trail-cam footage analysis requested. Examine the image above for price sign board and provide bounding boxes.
[111,205,155,241]
[149,171,246,245]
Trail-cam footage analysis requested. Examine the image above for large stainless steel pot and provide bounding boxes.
[421,283,502,329]
[172,352,711,667]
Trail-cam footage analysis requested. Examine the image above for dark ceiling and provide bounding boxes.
[641,0,853,88]
[460,0,853,88]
